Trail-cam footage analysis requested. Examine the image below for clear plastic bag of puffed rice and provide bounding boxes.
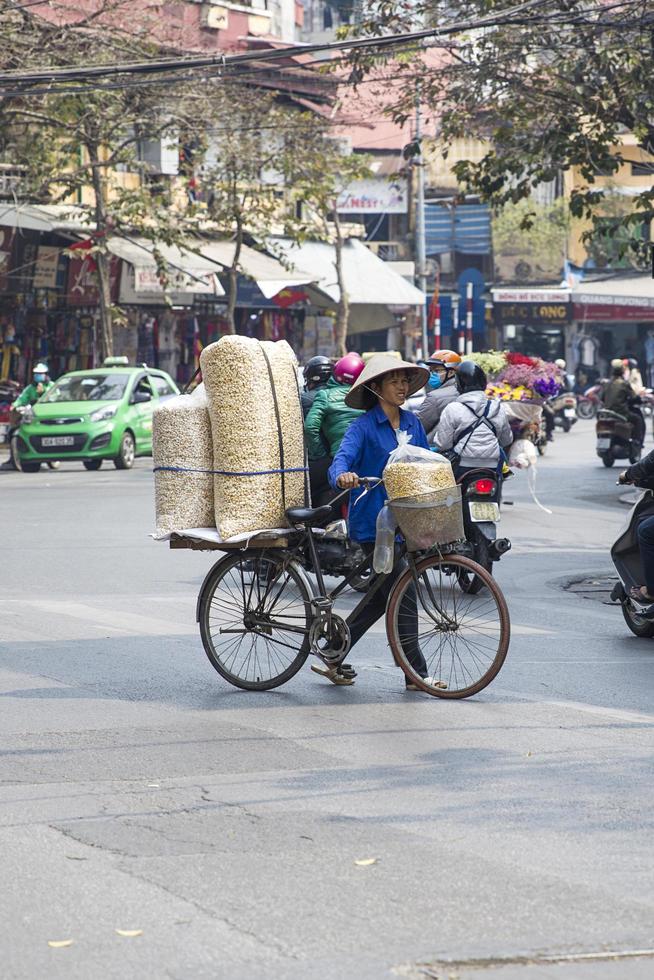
[383,431,455,500]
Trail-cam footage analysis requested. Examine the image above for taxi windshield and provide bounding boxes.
[42,373,130,403]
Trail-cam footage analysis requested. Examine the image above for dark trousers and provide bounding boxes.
[637,515,654,595]
[346,544,428,683]
[309,456,334,508]
[629,410,646,446]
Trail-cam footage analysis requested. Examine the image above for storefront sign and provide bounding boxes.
[32,246,61,289]
[67,254,120,305]
[573,301,654,322]
[492,289,570,303]
[494,301,571,324]
[337,177,408,214]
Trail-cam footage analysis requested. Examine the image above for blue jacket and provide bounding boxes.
[328,404,430,542]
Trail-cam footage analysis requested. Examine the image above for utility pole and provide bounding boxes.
[414,83,428,360]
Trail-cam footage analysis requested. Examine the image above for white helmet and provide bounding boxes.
[555,358,566,370]
[33,362,49,374]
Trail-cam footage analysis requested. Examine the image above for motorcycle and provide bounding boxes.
[576,385,601,420]
[610,477,654,637]
[8,406,60,472]
[595,406,643,468]
[549,391,578,432]
[456,466,512,594]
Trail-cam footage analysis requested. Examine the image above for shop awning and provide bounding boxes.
[107,237,225,297]
[196,241,314,299]
[0,202,92,234]
[271,237,425,307]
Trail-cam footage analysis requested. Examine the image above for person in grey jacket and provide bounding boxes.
[435,361,513,469]
[415,349,461,442]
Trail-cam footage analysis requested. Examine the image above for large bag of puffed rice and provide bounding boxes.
[200,336,306,539]
[153,384,215,536]
[383,431,455,499]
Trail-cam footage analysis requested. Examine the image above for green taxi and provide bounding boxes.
[16,358,179,472]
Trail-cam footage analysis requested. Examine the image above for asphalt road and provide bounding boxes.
[1,421,653,980]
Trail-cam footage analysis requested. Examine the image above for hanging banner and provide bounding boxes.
[32,246,61,289]
[336,177,408,214]
[67,254,120,305]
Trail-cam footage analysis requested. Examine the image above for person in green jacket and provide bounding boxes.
[305,352,365,507]
[12,362,53,407]
[1,363,53,470]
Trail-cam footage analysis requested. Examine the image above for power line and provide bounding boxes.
[0,0,558,85]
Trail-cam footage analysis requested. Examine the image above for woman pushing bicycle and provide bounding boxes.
[327,354,440,690]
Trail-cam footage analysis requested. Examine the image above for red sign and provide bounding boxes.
[573,303,654,322]
[67,254,120,306]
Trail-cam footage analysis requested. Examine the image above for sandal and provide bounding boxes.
[629,586,654,606]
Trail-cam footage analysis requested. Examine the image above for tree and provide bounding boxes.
[492,198,570,282]
[349,0,654,264]
[0,4,197,357]
[190,84,324,333]
[290,129,373,355]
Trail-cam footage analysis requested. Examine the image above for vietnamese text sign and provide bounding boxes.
[32,246,60,289]
[337,177,407,214]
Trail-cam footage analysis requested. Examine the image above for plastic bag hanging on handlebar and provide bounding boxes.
[383,431,455,499]
[373,504,396,574]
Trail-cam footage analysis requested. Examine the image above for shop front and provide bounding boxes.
[571,278,654,386]
[491,288,572,361]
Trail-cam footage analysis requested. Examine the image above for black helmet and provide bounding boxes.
[303,356,332,388]
[456,360,487,394]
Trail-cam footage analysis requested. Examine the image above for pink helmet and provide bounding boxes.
[333,352,365,386]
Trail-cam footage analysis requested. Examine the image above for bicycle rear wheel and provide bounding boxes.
[198,551,312,690]
[386,554,510,698]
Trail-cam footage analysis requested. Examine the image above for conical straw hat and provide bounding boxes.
[345,353,430,409]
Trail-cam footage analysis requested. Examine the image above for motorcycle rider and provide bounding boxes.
[624,357,645,394]
[619,450,654,604]
[600,359,645,448]
[305,352,365,507]
[415,348,461,442]
[434,361,513,472]
[12,362,52,407]
[300,356,332,419]
[1,363,52,471]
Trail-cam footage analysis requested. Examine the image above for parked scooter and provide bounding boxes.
[610,477,654,637]
[576,385,601,420]
[456,466,511,594]
[596,406,643,468]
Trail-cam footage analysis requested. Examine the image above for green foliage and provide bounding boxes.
[492,198,570,282]
[349,0,654,262]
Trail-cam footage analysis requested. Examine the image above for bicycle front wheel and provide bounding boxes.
[199,551,312,690]
[386,554,510,698]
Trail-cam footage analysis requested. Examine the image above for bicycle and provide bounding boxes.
[196,478,511,698]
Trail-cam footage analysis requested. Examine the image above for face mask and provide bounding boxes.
[428,372,442,390]
[34,374,45,383]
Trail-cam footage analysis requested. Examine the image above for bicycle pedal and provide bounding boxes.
[311,664,355,686]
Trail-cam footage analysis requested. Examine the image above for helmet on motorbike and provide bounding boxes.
[33,362,49,375]
[611,358,626,376]
[333,352,365,386]
[555,358,566,370]
[302,356,332,388]
[455,360,487,394]
[627,358,639,369]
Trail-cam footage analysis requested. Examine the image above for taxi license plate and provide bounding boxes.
[42,436,75,447]
[596,437,611,450]
[564,407,577,418]
[469,501,500,523]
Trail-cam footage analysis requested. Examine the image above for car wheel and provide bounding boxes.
[21,462,42,473]
[114,431,135,470]
[83,459,103,471]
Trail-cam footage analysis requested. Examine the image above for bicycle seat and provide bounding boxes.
[286,505,333,525]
